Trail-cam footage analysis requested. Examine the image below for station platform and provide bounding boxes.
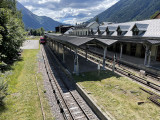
[50,46,100,74]
[88,46,160,75]
[49,43,160,76]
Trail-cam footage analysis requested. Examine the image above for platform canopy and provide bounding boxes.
[95,38,118,46]
[146,40,160,45]
[46,34,118,47]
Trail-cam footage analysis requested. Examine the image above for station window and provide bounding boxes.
[133,27,139,36]
[107,31,110,35]
[106,28,110,36]
[117,29,122,36]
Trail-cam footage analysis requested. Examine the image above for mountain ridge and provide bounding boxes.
[89,0,160,23]
[17,2,62,31]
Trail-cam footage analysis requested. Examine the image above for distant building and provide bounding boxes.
[64,19,160,63]
[55,25,74,34]
[72,21,99,36]
[64,27,74,35]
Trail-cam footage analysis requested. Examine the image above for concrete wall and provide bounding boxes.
[76,84,114,120]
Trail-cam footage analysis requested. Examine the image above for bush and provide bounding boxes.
[0,78,8,105]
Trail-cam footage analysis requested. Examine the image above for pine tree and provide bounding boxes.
[95,16,99,23]
[40,27,44,35]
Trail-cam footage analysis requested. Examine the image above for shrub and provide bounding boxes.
[0,78,8,105]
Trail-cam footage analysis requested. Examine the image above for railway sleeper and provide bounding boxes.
[148,95,160,107]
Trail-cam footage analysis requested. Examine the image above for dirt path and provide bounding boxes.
[21,40,39,49]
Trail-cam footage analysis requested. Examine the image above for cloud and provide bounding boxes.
[17,0,119,24]
[38,0,60,4]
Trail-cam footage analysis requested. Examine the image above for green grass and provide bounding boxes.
[73,70,160,120]
[0,50,54,120]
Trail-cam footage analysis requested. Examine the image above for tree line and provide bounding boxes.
[0,0,26,63]
[27,28,45,36]
[0,0,26,104]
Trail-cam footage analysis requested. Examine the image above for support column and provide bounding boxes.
[54,41,56,51]
[55,42,57,53]
[62,45,65,63]
[85,45,88,61]
[120,44,123,59]
[113,44,116,52]
[48,40,50,46]
[144,44,149,66]
[49,40,50,46]
[50,41,52,47]
[103,47,107,70]
[57,43,59,54]
[112,54,116,73]
[73,48,79,75]
[147,50,151,67]
[52,41,54,50]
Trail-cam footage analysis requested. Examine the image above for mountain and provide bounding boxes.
[89,0,160,23]
[17,2,62,31]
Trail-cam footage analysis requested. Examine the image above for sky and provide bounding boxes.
[17,0,119,25]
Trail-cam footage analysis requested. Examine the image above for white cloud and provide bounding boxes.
[38,0,60,4]
[25,5,35,11]
[18,0,119,24]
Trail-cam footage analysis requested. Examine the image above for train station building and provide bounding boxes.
[47,19,160,75]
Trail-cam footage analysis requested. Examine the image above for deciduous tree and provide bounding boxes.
[0,0,26,62]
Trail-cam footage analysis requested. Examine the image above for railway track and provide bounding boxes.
[86,48,160,81]
[41,45,99,120]
[65,47,160,93]
[140,87,160,106]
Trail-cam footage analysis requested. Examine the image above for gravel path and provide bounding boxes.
[21,40,39,49]
[37,46,64,120]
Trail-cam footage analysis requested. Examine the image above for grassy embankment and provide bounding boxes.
[0,49,54,120]
[73,70,160,120]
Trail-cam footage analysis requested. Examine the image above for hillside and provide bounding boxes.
[89,0,160,23]
[17,2,62,31]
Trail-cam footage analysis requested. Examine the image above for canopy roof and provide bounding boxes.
[46,34,118,47]
[96,38,118,46]
[46,34,160,47]
[147,40,160,45]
